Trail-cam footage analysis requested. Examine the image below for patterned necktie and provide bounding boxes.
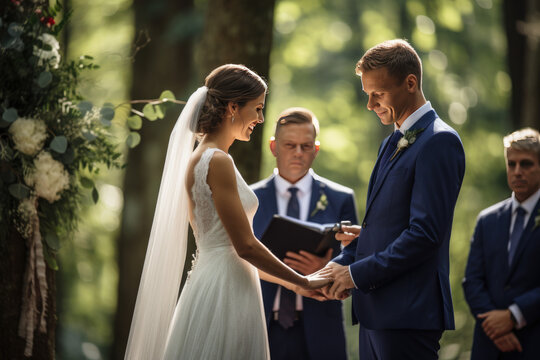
[508,207,526,266]
[377,130,404,178]
[278,187,299,329]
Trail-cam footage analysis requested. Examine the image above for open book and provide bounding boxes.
[260,214,350,260]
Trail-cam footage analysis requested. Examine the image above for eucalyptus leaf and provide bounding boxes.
[78,101,93,115]
[154,104,165,119]
[2,108,18,123]
[92,187,99,204]
[45,233,61,251]
[50,136,68,154]
[8,183,30,200]
[159,90,176,101]
[142,103,158,121]
[100,107,115,125]
[8,23,23,38]
[59,146,75,164]
[80,177,94,189]
[126,132,141,148]
[38,71,53,88]
[82,131,97,142]
[127,115,142,130]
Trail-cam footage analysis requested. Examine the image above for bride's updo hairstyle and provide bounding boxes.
[196,64,267,134]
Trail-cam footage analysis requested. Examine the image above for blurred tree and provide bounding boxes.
[196,0,276,183]
[504,0,540,130]
[111,0,198,358]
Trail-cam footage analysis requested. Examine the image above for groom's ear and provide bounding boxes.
[405,74,418,93]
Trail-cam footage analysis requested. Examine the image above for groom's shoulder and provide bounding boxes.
[313,173,354,197]
[428,117,461,138]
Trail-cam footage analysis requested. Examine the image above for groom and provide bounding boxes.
[324,39,466,359]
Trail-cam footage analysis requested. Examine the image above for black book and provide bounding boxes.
[260,214,348,260]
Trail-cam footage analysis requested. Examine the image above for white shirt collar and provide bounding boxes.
[273,169,313,197]
[395,101,433,134]
[511,187,540,215]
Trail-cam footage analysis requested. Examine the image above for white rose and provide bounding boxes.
[25,151,70,203]
[397,137,409,149]
[8,118,48,156]
[33,33,61,69]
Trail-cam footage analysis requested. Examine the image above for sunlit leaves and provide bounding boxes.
[126,132,141,148]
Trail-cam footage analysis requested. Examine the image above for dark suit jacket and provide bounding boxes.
[333,110,465,331]
[251,172,358,360]
[463,197,540,359]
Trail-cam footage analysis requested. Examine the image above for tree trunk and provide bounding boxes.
[196,0,276,184]
[504,0,540,130]
[0,229,56,360]
[111,0,195,358]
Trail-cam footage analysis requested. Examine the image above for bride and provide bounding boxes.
[124,64,330,359]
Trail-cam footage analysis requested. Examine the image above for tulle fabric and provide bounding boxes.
[162,148,269,360]
[124,87,207,360]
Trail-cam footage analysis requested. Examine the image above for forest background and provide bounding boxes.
[26,0,539,359]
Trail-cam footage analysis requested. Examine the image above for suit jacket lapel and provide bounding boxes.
[364,110,437,219]
[495,200,513,278]
[260,176,278,219]
[508,198,540,275]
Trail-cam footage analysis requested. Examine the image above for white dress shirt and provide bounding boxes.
[272,169,314,311]
[508,187,540,329]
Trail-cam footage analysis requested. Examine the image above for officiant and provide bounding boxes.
[251,107,358,360]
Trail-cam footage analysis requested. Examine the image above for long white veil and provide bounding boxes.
[124,86,208,360]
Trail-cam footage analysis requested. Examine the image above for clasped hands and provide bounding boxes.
[478,309,522,353]
[289,224,361,301]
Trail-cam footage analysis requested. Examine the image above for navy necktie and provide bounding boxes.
[278,187,299,329]
[509,207,526,266]
[377,130,404,178]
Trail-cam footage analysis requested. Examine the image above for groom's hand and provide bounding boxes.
[323,263,354,299]
[335,225,361,247]
[284,248,333,275]
[478,309,514,340]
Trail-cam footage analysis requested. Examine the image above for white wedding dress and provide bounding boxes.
[162,147,270,360]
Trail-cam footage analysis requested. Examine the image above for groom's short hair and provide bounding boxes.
[356,39,422,87]
[504,127,540,162]
[274,107,320,138]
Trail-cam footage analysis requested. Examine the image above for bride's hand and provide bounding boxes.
[302,271,332,290]
[335,224,361,247]
[293,287,328,301]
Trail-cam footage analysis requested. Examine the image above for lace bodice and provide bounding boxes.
[190,148,259,250]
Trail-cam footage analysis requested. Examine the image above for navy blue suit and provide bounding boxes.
[463,197,540,359]
[251,172,358,360]
[333,110,465,358]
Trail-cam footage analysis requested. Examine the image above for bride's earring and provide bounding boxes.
[231,114,235,123]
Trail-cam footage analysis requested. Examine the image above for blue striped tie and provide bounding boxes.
[508,207,526,266]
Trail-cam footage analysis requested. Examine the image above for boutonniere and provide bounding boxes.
[390,128,425,161]
[310,192,328,217]
[534,209,540,229]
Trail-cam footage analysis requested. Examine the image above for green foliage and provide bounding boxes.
[0,2,123,267]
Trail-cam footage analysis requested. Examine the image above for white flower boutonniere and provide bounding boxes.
[534,209,540,229]
[310,193,328,217]
[390,128,425,161]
